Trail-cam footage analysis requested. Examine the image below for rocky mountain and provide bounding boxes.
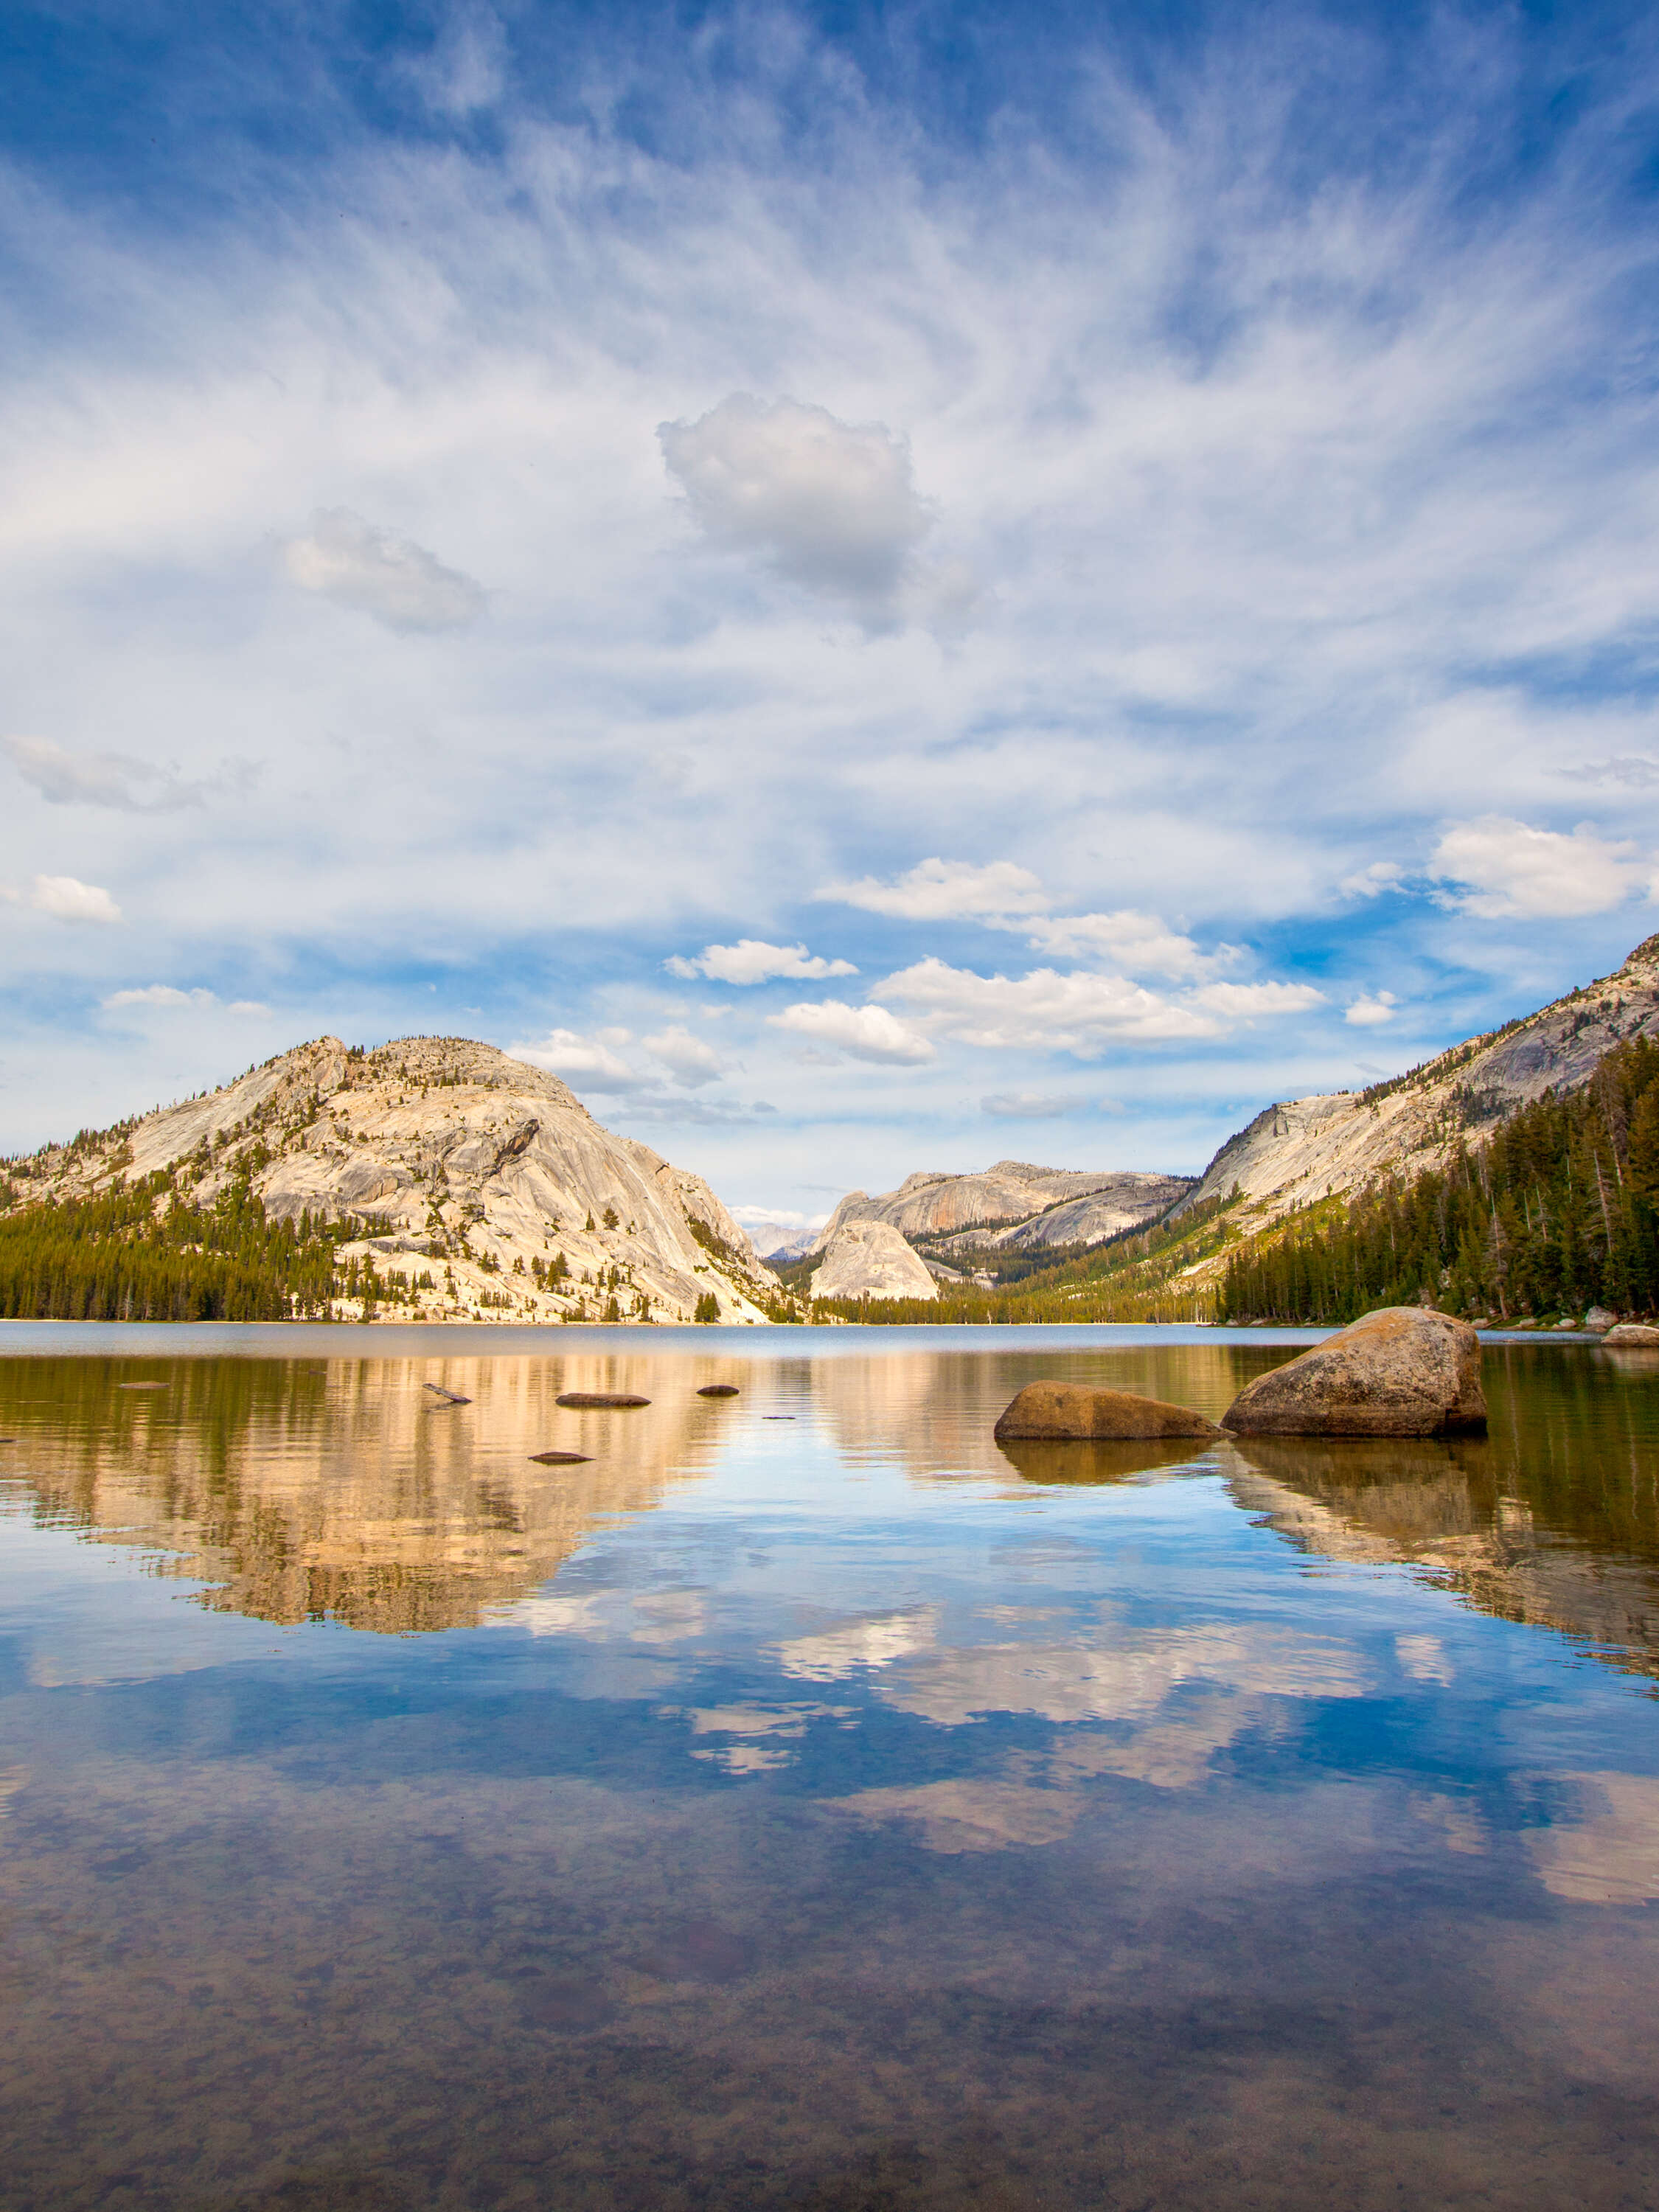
[812,1219,939,1302]
[9,1034,782,1324]
[1181,934,1659,1228]
[743,1219,818,1265]
[812,1161,1197,1262]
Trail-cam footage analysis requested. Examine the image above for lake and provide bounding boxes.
[3,1321,1659,2211]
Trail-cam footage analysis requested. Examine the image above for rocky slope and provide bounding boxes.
[1181,936,1659,1229]
[10,1034,781,1324]
[1104,934,1659,1317]
[813,1161,1196,1262]
[811,1220,939,1302]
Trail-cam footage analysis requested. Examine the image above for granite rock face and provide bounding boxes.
[17,1034,779,1325]
[1222,1307,1486,1437]
[1178,936,1659,1236]
[813,1161,1194,1258]
[1604,1323,1659,1346]
[811,1219,939,1302]
[993,1382,1217,1441]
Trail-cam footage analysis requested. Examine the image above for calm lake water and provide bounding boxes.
[4,1321,1659,2211]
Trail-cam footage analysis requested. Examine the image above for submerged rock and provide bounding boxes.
[1604,1323,1659,1346]
[993,1382,1217,1441]
[697,1384,740,1397]
[556,1391,650,1408]
[1221,1306,1485,1438]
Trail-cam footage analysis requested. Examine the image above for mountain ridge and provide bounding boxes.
[4,1033,785,1324]
[810,1159,1196,1261]
[1182,935,1659,1225]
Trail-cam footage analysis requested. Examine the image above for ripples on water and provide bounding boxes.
[3,1321,1659,2209]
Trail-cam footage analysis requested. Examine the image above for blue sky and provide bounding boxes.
[4,0,1659,1231]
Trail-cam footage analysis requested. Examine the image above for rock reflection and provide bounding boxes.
[0,1354,723,1634]
[996,1436,1216,1486]
[1227,1359,1659,1678]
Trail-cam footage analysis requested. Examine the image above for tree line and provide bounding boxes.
[0,1166,351,1321]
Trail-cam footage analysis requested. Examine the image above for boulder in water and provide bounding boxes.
[1604,1322,1659,1346]
[1221,1306,1485,1438]
[993,1382,1217,1441]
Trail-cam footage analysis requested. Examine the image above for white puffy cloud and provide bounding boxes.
[282,509,484,633]
[643,1023,723,1085]
[28,875,121,923]
[872,959,1218,1051]
[1190,980,1327,1018]
[508,1026,636,1085]
[105,985,212,1008]
[1338,861,1407,900]
[818,858,1048,922]
[665,939,857,984]
[3,735,226,812]
[1345,992,1398,1026]
[658,394,934,626]
[1017,908,1228,981]
[768,1000,935,1063]
[1428,818,1644,919]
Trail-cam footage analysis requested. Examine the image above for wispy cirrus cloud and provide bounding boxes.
[4,4,1659,1188]
[643,1023,723,1086]
[3,735,238,813]
[102,985,270,1015]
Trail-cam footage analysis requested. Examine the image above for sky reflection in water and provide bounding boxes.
[3,1324,1659,2211]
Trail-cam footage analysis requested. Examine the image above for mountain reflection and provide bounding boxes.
[1228,1346,1659,1677]
[0,1354,727,1633]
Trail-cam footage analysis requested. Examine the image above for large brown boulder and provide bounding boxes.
[993,1382,1217,1441]
[1221,1307,1486,1438]
[1603,1323,1659,1346]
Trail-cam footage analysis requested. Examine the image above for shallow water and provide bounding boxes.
[4,1322,1659,2210]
